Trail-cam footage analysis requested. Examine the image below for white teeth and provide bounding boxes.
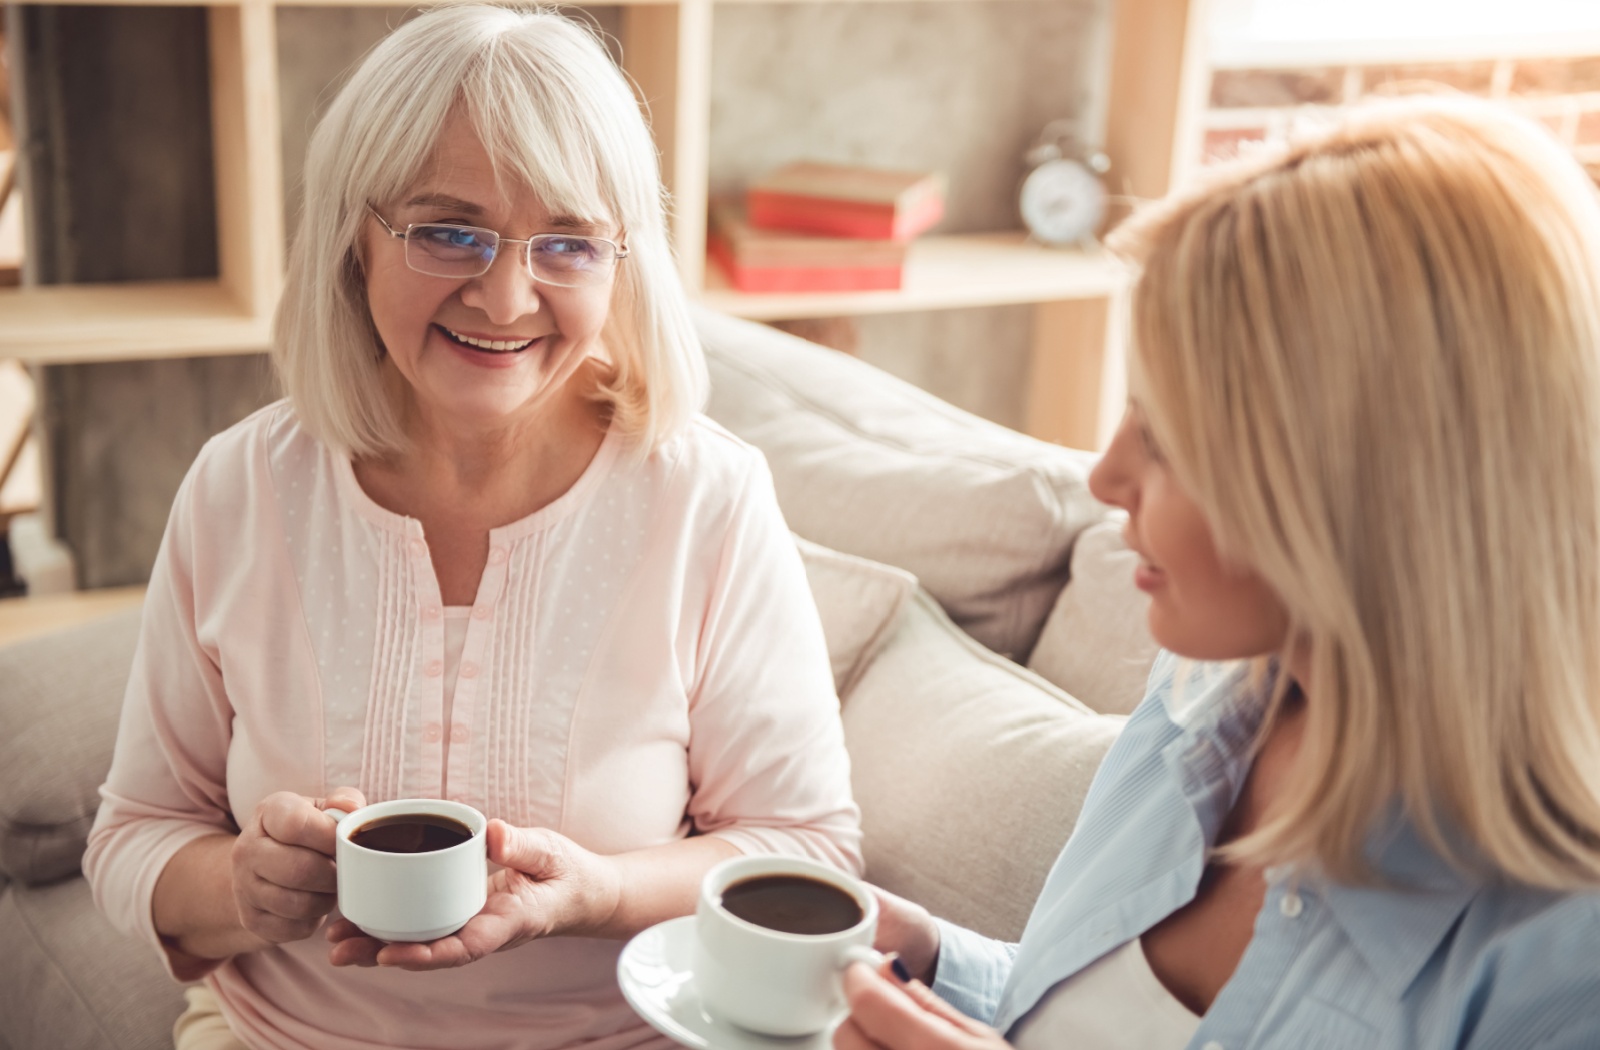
[445,328,535,352]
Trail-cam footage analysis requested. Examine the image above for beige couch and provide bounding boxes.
[0,309,1158,1050]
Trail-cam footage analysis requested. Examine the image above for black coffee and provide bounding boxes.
[349,814,473,854]
[719,874,864,936]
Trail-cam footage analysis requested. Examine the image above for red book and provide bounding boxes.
[708,200,906,293]
[746,162,946,242]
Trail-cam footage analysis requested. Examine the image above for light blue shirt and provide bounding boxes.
[933,652,1600,1049]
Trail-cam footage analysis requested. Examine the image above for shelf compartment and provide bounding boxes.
[0,281,270,364]
[698,232,1124,320]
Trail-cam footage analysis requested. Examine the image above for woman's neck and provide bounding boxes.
[356,364,610,528]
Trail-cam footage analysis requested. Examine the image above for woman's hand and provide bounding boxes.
[869,886,942,984]
[231,787,367,946]
[326,819,622,969]
[835,961,1010,1050]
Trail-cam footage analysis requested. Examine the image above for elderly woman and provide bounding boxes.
[839,99,1600,1050]
[84,8,860,1050]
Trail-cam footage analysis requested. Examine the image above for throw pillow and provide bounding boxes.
[1028,519,1160,715]
[795,536,917,700]
[842,589,1123,942]
[697,306,1108,662]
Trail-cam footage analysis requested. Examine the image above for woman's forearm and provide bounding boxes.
[152,833,272,963]
[596,834,743,939]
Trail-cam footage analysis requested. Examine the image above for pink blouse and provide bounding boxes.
[84,401,862,1050]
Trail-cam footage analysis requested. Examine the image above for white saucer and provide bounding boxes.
[618,915,838,1050]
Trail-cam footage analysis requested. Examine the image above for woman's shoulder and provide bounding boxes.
[1463,883,1600,964]
[1443,888,1600,1045]
[642,413,771,492]
[188,399,306,467]
[180,400,323,504]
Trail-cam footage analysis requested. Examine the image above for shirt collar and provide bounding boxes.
[1161,654,1484,996]
[1312,814,1482,996]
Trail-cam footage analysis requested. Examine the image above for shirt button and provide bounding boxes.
[423,722,443,743]
[423,604,441,620]
[460,662,479,679]
[409,539,427,558]
[488,546,508,565]
[1202,1042,1225,1050]
[1280,892,1304,918]
[451,723,470,743]
[472,604,491,620]
[424,659,443,678]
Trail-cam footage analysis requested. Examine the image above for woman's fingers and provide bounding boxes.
[232,790,364,946]
[487,819,565,878]
[324,918,385,967]
[257,792,338,856]
[239,869,335,919]
[868,886,941,985]
[833,1017,887,1050]
[841,963,1001,1050]
[891,976,994,1036]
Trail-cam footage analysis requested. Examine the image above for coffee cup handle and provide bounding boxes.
[323,806,354,824]
[841,945,886,973]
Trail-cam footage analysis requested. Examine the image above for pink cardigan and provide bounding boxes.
[85,402,862,1050]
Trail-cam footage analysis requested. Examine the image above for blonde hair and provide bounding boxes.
[273,5,706,458]
[1108,98,1600,889]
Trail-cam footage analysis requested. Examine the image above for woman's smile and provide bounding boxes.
[430,323,550,371]
[440,325,540,353]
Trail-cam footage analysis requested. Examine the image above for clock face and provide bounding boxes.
[1020,158,1107,246]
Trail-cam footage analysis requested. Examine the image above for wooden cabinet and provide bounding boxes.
[0,0,1208,449]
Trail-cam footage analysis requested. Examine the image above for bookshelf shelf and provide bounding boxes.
[0,281,269,364]
[701,233,1124,320]
[7,0,1208,450]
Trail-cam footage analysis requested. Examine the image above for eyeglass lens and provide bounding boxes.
[405,224,618,287]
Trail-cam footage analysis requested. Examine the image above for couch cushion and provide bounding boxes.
[0,606,142,884]
[842,589,1123,942]
[796,536,917,700]
[0,876,185,1050]
[697,306,1109,661]
[1028,520,1160,715]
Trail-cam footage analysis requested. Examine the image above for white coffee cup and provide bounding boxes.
[693,855,881,1037]
[328,798,488,942]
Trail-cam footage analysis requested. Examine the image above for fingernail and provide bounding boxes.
[890,955,911,983]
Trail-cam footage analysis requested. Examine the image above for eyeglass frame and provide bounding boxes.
[365,204,629,287]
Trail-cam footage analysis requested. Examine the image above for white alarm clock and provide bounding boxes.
[1019,119,1110,248]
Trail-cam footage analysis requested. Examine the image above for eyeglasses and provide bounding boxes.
[367,205,628,288]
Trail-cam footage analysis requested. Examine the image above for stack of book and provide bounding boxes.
[709,162,946,294]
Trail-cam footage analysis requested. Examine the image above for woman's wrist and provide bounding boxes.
[569,851,626,939]
[153,834,271,963]
[589,836,739,940]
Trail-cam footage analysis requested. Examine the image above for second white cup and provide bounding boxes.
[329,798,488,942]
[693,854,880,1037]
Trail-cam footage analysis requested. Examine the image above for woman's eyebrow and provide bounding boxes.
[546,216,605,233]
[403,192,486,214]
[402,194,603,233]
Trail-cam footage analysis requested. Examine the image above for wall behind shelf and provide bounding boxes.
[710,0,1108,428]
[711,0,1108,231]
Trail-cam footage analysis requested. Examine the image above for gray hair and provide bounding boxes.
[273,4,705,458]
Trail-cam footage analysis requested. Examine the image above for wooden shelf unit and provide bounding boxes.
[0,0,1208,449]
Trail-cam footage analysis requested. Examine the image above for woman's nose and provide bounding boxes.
[1088,414,1137,510]
[460,244,542,324]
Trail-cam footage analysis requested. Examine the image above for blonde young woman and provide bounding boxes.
[839,100,1600,1050]
[84,7,860,1050]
